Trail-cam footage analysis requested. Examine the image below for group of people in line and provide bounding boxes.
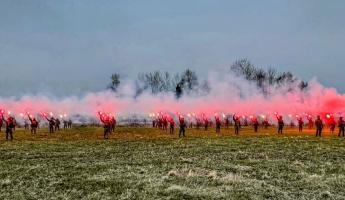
[0,112,73,141]
[151,113,345,138]
[43,116,73,134]
[2,111,345,140]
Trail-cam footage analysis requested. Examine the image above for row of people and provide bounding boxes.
[153,114,345,137]
[2,113,344,140]
[0,113,73,140]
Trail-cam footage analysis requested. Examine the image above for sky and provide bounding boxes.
[0,0,344,97]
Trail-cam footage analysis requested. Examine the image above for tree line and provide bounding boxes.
[108,59,308,98]
[230,59,308,95]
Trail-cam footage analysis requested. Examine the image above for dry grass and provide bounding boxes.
[0,125,344,199]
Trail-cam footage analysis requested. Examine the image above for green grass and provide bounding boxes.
[0,126,345,199]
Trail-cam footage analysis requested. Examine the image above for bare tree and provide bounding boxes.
[134,69,204,98]
[181,69,199,92]
[136,71,176,95]
[230,59,307,94]
[108,73,121,92]
[255,68,267,88]
[267,68,277,85]
[230,59,256,81]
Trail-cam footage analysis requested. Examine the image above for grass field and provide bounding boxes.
[0,126,345,200]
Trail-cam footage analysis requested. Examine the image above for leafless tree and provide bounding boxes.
[108,73,121,92]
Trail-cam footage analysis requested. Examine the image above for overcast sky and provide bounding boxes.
[0,0,344,97]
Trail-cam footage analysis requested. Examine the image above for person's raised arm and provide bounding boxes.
[28,114,32,122]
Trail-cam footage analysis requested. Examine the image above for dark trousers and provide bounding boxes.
[298,125,303,132]
[179,127,185,137]
[31,127,37,134]
[216,125,220,133]
[339,127,344,137]
[278,126,283,134]
[104,126,110,139]
[330,126,335,134]
[6,127,13,140]
[316,128,322,137]
[170,125,174,134]
[235,125,239,135]
[49,125,54,133]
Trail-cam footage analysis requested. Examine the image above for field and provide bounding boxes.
[0,126,345,200]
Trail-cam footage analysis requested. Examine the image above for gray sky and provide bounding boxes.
[0,0,344,96]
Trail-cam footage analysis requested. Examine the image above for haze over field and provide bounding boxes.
[0,70,344,121]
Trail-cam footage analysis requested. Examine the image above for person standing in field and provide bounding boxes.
[329,117,336,134]
[315,116,323,137]
[99,113,111,139]
[203,117,209,131]
[308,117,314,129]
[297,117,304,132]
[338,117,344,137]
[277,115,284,134]
[215,116,221,134]
[45,116,55,133]
[169,118,175,134]
[110,116,116,133]
[24,119,29,130]
[63,120,68,129]
[28,114,38,134]
[152,118,156,128]
[68,119,72,128]
[233,114,240,135]
[55,118,61,131]
[2,114,15,140]
[189,120,193,129]
[179,115,186,138]
[263,118,269,129]
[196,118,201,129]
[163,116,168,132]
[253,117,259,133]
